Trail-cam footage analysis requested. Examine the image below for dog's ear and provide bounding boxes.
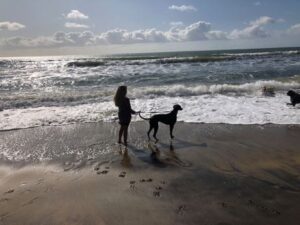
[173,104,183,110]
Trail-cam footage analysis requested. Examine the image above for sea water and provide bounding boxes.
[1,47,300,130]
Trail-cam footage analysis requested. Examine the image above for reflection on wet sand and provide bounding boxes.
[147,141,192,168]
[119,145,133,168]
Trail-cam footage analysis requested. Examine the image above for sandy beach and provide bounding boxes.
[0,122,300,225]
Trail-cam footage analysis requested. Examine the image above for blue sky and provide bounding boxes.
[1,0,300,56]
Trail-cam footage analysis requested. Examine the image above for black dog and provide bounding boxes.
[287,90,300,106]
[139,104,183,140]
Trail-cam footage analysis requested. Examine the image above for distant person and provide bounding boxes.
[262,86,275,97]
[114,86,138,146]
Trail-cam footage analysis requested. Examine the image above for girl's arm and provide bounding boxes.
[127,98,136,114]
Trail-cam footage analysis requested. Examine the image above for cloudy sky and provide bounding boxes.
[1,0,300,56]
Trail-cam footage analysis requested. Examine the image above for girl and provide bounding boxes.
[114,86,138,146]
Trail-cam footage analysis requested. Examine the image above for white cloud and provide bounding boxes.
[65,10,88,20]
[176,21,211,41]
[65,22,89,29]
[206,30,228,40]
[0,21,213,49]
[250,16,276,26]
[230,26,268,39]
[229,16,277,39]
[98,28,168,44]
[1,17,296,50]
[0,21,25,31]
[53,31,96,45]
[169,5,197,12]
[288,24,300,34]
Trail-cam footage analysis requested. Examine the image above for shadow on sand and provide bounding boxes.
[124,139,207,168]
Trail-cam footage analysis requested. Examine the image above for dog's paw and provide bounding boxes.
[171,135,174,139]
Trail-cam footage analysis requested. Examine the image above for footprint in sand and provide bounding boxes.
[176,205,187,215]
[97,170,109,175]
[94,161,110,172]
[37,178,44,185]
[4,189,14,194]
[96,164,110,175]
[119,171,126,178]
[153,191,160,197]
[139,178,153,183]
[129,181,136,190]
[155,186,162,191]
[22,197,39,207]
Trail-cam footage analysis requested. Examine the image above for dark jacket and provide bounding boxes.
[118,97,135,124]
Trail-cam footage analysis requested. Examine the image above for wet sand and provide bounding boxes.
[0,122,300,225]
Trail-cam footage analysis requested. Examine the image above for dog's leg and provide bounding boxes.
[147,126,153,140]
[153,124,159,141]
[169,124,174,139]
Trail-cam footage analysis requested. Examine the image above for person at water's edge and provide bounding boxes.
[114,86,139,146]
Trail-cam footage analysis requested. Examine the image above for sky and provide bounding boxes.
[1,0,300,56]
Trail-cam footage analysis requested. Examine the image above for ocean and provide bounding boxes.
[1,47,300,131]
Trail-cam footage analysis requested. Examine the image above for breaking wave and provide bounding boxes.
[223,50,300,57]
[66,56,236,67]
[1,80,299,110]
[66,61,105,67]
[132,80,300,97]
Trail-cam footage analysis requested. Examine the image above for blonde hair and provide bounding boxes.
[114,86,127,106]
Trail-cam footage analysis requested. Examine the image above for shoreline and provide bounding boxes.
[0,120,299,132]
[0,122,300,225]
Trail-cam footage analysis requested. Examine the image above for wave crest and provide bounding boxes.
[132,80,300,97]
[224,50,300,57]
[66,56,235,67]
[67,61,105,67]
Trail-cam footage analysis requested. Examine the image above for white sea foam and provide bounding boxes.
[131,80,300,97]
[2,80,299,110]
[1,93,299,131]
[223,50,300,57]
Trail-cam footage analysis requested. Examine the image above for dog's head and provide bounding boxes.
[287,90,296,97]
[173,104,183,111]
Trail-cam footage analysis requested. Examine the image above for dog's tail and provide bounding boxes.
[138,112,150,120]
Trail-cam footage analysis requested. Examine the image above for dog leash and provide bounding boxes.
[138,110,169,114]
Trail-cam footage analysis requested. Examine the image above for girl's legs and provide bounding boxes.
[118,125,125,143]
[119,124,129,145]
[123,125,129,146]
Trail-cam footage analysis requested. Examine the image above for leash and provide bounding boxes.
[138,110,169,114]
